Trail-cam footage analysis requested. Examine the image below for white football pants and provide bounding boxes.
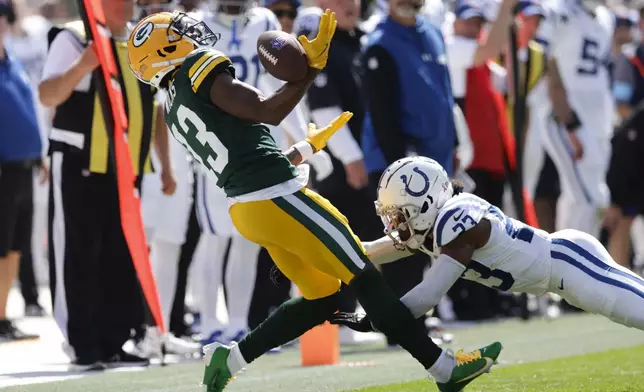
[142,140,194,330]
[539,100,611,238]
[549,229,644,330]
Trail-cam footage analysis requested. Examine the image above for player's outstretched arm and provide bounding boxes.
[362,236,414,265]
[282,111,353,165]
[332,223,482,331]
[210,67,320,126]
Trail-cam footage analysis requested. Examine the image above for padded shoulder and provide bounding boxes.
[433,193,490,249]
[183,48,233,94]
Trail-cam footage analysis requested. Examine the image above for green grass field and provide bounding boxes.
[4,314,644,392]
[350,346,644,392]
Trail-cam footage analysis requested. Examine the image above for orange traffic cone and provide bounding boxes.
[295,287,340,367]
[300,321,340,366]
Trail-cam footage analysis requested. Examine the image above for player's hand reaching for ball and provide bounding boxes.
[306,111,353,152]
[297,9,337,70]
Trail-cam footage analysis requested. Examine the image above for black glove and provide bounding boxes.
[329,312,377,333]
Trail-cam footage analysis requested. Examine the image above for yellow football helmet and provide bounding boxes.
[128,11,221,88]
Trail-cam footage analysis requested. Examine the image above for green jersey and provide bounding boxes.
[164,48,297,197]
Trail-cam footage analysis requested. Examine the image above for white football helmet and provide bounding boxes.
[375,157,453,257]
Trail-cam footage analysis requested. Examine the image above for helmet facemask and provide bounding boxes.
[375,201,439,258]
[169,12,221,47]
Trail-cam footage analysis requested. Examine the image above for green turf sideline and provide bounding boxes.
[3,314,644,392]
[347,345,644,392]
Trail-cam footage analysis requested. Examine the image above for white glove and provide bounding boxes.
[307,150,334,181]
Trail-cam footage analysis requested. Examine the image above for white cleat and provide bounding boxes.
[133,326,163,359]
[164,333,201,355]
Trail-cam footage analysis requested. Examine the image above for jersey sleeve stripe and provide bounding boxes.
[190,54,217,84]
[192,56,229,93]
[188,52,211,80]
[435,208,459,248]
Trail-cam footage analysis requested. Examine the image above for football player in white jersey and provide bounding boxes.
[331,157,644,333]
[533,0,613,238]
[190,0,334,348]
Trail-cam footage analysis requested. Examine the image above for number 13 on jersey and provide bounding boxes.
[170,105,229,177]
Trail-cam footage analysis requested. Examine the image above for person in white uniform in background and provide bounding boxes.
[135,0,202,356]
[535,0,613,238]
[333,156,644,333]
[192,0,333,348]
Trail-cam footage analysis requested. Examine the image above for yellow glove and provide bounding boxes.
[297,9,337,70]
[306,111,353,152]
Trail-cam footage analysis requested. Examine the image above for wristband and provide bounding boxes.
[293,140,314,162]
[565,111,582,133]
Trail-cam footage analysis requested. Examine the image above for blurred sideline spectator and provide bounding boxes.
[265,0,299,32]
[517,0,560,235]
[135,0,201,355]
[0,0,43,342]
[536,0,613,239]
[6,0,57,318]
[361,0,446,32]
[605,6,644,268]
[360,0,456,342]
[444,0,517,320]
[39,0,174,369]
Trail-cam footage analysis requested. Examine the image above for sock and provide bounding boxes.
[428,349,455,383]
[196,234,228,334]
[150,238,182,330]
[238,291,341,363]
[350,266,443,369]
[225,236,261,332]
[227,342,248,375]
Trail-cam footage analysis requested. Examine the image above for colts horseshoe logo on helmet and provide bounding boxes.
[400,167,430,197]
[133,21,154,48]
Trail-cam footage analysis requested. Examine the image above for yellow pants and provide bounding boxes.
[229,188,370,300]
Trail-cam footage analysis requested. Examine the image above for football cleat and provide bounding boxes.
[202,343,235,392]
[435,341,503,392]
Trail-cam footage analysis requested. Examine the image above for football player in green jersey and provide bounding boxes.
[128,10,502,392]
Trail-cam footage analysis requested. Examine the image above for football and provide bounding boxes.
[257,30,308,83]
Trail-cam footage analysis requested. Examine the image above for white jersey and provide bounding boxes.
[195,7,279,90]
[433,193,552,295]
[537,0,612,95]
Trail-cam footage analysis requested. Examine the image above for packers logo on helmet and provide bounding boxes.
[128,11,221,88]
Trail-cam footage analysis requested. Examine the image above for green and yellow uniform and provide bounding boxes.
[164,48,297,196]
[164,48,369,299]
